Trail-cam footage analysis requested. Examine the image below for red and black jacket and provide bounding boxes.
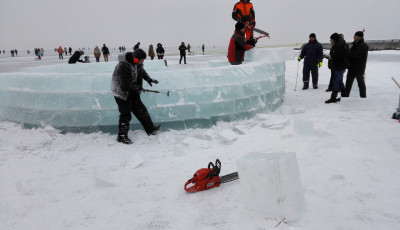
[228,30,253,64]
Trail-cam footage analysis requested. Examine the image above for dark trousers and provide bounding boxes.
[302,63,319,86]
[114,93,154,134]
[333,70,346,92]
[59,53,63,60]
[345,70,366,98]
[179,55,186,64]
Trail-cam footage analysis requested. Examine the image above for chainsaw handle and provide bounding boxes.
[208,162,215,169]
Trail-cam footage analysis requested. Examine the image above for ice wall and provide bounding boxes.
[0,48,291,133]
[237,152,305,222]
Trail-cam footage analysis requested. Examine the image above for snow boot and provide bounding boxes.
[117,134,132,144]
[117,123,132,144]
[147,125,161,136]
[325,91,340,104]
[302,82,309,90]
[313,84,318,89]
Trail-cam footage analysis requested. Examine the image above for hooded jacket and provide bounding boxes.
[227,29,253,64]
[299,39,323,65]
[329,39,349,71]
[110,52,151,100]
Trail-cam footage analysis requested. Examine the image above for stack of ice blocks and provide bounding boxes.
[0,48,291,132]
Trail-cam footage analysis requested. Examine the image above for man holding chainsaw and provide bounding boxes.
[110,48,160,144]
[228,22,256,65]
[232,0,256,46]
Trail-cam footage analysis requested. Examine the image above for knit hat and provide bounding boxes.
[309,33,316,38]
[354,31,364,38]
[235,22,245,31]
[132,48,147,60]
[330,33,340,42]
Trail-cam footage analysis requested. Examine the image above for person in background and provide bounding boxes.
[102,44,110,62]
[110,48,160,144]
[202,44,205,55]
[156,43,165,59]
[68,50,84,64]
[227,22,256,65]
[187,43,192,54]
[58,46,63,60]
[325,33,349,104]
[343,31,369,98]
[148,44,155,60]
[325,34,349,92]
[94,46,101,62]
[64,47,68,56]
[68,47,72,55]
[298,33,323,90]
[82,56,91,63]
[179,42,187,64]
[134,42,140,50]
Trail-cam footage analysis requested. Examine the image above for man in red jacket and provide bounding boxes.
[227,22,256,65]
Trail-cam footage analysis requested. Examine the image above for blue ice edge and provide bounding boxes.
[0,48,291,133]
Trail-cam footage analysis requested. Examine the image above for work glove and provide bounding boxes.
[147,79,159,87]
[317,62,323,68]
[297,57,301,62]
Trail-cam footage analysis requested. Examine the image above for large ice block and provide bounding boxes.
[0,48,290,133]
[237,152,305,222]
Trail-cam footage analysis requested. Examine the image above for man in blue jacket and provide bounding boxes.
[298,33,323,90]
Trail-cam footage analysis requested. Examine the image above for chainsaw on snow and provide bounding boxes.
[184,159,239,193]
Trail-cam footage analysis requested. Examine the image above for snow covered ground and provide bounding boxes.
[1,48,400,230]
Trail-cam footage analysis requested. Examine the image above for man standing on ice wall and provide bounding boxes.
[227,22,255,65]
[110,49,160,144]
[232,0,256,46]
[343,31,369,98]
[298,33,323,90]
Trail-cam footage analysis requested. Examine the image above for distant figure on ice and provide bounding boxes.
[227,22,256,65]
[179,42,187,64]
[10,50,15,57]
[297,33,323,90]
[68,50,84,64]
[58,46,63,60]
[134,42,140,50]
[94,46,101,62]
[102,44,110,62]
[82,56,91,63]
[187,43,192,55]
[15,49,18,56]
[325,33,349,104]
[148,44,155,60]
[202,44,205,55]
[110,49,161,144]
[232,0,256,45]
[343,31,369,98]
[64,47,68,56]
[156,43,165,59]
[69,47,72,55]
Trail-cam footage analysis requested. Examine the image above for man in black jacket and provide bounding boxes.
[110,49,160,144]
[102,44,110,62]
[179,42,187,64]
[325,33,349,104]
[298,33,323,89]
[343,31,368,98]
[68,51,84,64]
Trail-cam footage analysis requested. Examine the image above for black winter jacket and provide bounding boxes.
[348,39,368,73]
[329,40,349,71]
[179,45,187,56]
[299,40,323,65]
[68,51,83,64]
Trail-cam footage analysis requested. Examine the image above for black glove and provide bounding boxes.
[247,38,257,47]
[147,79,159,87]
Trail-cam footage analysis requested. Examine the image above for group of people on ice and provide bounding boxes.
[297,31,369,104]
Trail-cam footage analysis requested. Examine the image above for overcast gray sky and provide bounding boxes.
[1,0,400,50]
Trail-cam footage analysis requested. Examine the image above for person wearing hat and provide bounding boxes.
[325,33,349,104]
[110,48,160,144]
[68,50,84,64]
[298,33,323,89]
[343,31,369,98]
[227,22,256,65]
[179,42,187,64]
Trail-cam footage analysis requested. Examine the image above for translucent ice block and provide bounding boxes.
[237,152,305,222]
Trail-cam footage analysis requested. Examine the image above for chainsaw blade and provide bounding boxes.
[220,172,239,183]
